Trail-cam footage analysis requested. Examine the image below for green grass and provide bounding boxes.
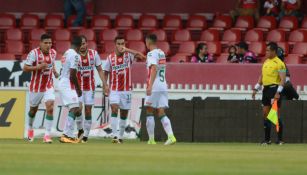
[0,139,307,175]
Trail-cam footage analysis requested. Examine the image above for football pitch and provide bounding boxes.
[0,139,306,175]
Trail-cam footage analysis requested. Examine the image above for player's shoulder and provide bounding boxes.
[50,48,57,54]
[88,48,98,55]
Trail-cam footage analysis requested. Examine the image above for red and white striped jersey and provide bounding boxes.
[77,49,102,91]
[25,48,56,92]
[103,52,135,91]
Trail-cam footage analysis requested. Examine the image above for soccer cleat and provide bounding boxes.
[112,136,122,144]
[260,140,272,146]
[43,135,53,144]
[118,139,124,144]
[81,137,88,143]
[59,134,79,144]
[147,139,157,145]
[164,135,177,145]
[27,129,34,142]
[77,129,84,140]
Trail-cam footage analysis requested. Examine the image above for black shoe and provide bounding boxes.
[81,136,88,143]
[276,140,285,145]
[260,140,272,145]
[112,136,121,144]
[119,139,123,144]
[77,129,84,140]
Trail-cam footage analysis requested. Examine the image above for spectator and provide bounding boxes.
[263,0,280,16]
[230,0,260,21]
[236,42,258,63]
[191,43,215,63]
[64,0,86,27]
[279,0,302,20]
[227,45,240,63]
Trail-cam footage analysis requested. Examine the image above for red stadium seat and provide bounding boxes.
[30,28,47,40]
[138,15,158,30]
[221,29,241,44]
[45,14,64,29]
[277,42,289,56]
[55,41,70,54]
[288,30,307,44]
[285,54,302,64]
[186,15,207,31]
[87,41,97,50]
[150,29,167,41]
[234,16,254,31]
[207,41,221,55]
[244,29,263,43]
[91,15,111,30]
[249,42,266,57]
[279,16,298,31]
[163,15,182,30]
[127,41,146,54]
[266,29,286,42]
[6,41,24,55]
[199,29,219,42]
[100,29,118,43]
[115,15,134,30]
[172,29,191,44]
[29,40,41,49]
[0,13,16,29]
[54,29,71,41]
[170,54,187,62]
[20,14,40,29]
[125,29,143,41]
[301,17,307,30]
[291,42,307,56]
[177,41,196,56]
[216,53,229,63]
[78,29,95,41]
[156,41,171,56]
[256,16,277,31]
[0,53,16,60]
[6,28,22,40]
[210,15,232,31]
[103,41,115,53]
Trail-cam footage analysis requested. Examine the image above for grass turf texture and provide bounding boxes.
[0,139,307,175]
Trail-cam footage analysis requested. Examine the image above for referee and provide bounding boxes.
[252,42,286,145]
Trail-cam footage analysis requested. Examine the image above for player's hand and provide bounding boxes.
[146,86,152,96]
[274,92,280,100]
[252,90,257,100]
[38,62,48,70]
[120,47,126,53]
[76,89,82,97]
[103,85,110,96]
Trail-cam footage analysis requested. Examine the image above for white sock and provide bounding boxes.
[146,116,155,140]
[44,115,53,136]
[84,116,92,137]
[63,113,75,138]
[160,116,174,136]
[110,113,118,137]
[119,117,127,139]
[75,115,83,131]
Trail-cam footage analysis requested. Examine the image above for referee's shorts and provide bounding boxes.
[262,84,282,108]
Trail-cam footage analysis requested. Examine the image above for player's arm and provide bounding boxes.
[252,74,263,100]
[123,47,146,60]
[23,51,48,72]
[70,68,81,97]
[274,63,287,99]
[52,62,60,78]
[101,70,110,96]
[147,65,157,96]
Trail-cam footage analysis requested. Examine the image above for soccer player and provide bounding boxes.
[58,36,83,143]
[252,42,286,145]
[102,36,145,143]
[144,34,177,145]
[23,34,59,143]
[75,35,104,143]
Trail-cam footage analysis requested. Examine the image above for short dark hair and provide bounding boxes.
[267,42,278,53]
[196,43,206,55]
[80,35,87,42]
[71,36,82,48]
[146,34,157,43]
[40,34,52,41]
[236,41,248,51]
[114,35,125,42]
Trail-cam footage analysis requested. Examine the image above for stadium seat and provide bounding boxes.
[0,13,16,29]
[233,16,254,31]
[291,42,307,56]
[210,15,232,31]
[55,41,70,54]
[127,41,146,54]
[125,29,143,41]
[30,28,47,41]
[256,16,277,31]
[87,41,97,50]
[45,14,64,29]
[186,15,207,31]
[100,29,118,43]
[156,41,171,56]
[277,42,289,56]
[266,29,286,42]
[285,54,302,64]
[162,15,182,30]
[216,53,229,63]
[172,29,191,44]
[207,41,222,56]
[177,41,196,56]
[288,30,307,44]
[54,29,71,41]
[244,29,263,43]
[102,41,115,53]
[0,53,16,60]
[20,14,40,30]
[221,29,241,44]
[6,28,22,41]
[115,15,134,30]
[5,41,24,55]
[199,29,220,42]
[78,29,95,41]
[150,29,167,41]
[278,16,298,31]
[29,40,41,49]
[249,42,266,57]
[138,15,158,30]
[91,15,111,30]
[301,17,307,30]
[169,54,187,62]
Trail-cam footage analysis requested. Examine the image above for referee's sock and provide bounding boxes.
[278,118,283,141]
[264,119,271,142]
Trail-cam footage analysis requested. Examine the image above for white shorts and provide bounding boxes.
[144,91,169,109]
[59,87,79,109]
[79,91,95,105]
[109,91,132,110]
[29,88,55,107]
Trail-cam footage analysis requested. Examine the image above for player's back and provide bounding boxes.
[59,48,80,88]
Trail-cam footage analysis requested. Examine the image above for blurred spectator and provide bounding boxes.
[227,45,240,63]
[236,42,258,63]
[191,43,215,63]
[230,0,260,21]
[64,0,86,27]
[263,0,280,16]
[279,0,302,19]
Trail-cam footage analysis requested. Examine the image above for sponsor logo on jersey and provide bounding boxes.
[112,63,129,71]
[78,66,93,71]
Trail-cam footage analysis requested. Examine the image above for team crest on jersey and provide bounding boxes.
[83,59,88,63]
[45,56,50,62]
[118,57,123,62]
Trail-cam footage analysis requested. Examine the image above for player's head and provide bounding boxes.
[71,36,83,52]
[236,41,248,54]
[114,36,125,55]
[145,34,157,50]
[196,43,208,56]
[266,42,278,59]
[40,34,52,53]
[79,35,88,53]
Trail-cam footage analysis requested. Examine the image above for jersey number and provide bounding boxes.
[159,69,165,82]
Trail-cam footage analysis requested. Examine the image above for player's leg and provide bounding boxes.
[117,91,132,143]
[42,88,56,143]
[109,91,120,142]
[27,92,43,142]
[76,95,84,140]
[81,91,95,143]
[144,94,156,144]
